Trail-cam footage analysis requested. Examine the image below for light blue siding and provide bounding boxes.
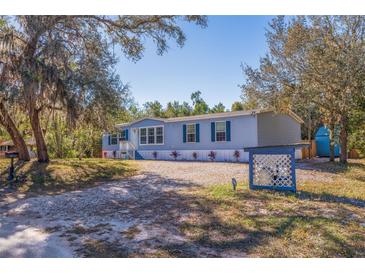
[127,115,258,151]
[131,118,164,128]
[102,134,119,151]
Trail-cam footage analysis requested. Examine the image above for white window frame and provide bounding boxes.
[139,128,147,145]
[110,133,119,145]
[139,126,164,145]
[215,121,226,142]
[155,126,164,144]
[186,123,196,143]
[147,127,155,144]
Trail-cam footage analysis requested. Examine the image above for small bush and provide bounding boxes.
[208,151,216,161]
[170,150,180,160]
[233,150,240,162]
[192,152,198,160]
[152,151,158,159]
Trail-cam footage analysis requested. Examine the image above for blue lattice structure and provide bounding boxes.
[244,143,309,192]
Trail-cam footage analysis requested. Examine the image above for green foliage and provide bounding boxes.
[143,101,164,118]
[191,91,210,115]
[231,101,244,111]
[209,102,226,113]
[165,101,193,118]
[348,108,365,155]
[132,91,231,120]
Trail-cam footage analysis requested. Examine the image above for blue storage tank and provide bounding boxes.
[315,126,340,157]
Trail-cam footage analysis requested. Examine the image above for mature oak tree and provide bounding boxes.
[242,16,365,163]
[0,16,207,162]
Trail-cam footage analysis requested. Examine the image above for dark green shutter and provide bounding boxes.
[211,122,215,142]
[125,129,129,141]
[196,123,200,142]
[226,121,231,141]
[183,124,187,143]
[108,135,111,145]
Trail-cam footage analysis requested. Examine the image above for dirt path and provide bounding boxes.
[0,160,346,257]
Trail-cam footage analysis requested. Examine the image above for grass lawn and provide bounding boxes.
[178,159,365,257]
[0,158,138,195]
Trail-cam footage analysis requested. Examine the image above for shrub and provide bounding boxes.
[152,151,158,159]
[208,151,216,161]
[170,150,180,160]
[192,152,198,160]
[233,150,240,162]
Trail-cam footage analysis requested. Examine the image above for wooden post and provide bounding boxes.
[8,158,14,181]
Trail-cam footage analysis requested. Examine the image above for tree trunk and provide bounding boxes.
[30,108,49,162]
[22,77,50,163]
[339,116,348,164]
[0,101,30,161]
[329,123,335,162]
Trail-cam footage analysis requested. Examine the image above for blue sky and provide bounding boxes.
[116,16,273,109]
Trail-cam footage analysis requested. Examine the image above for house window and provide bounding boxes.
[156,127,163,144]
[120,129,127,141]
[140,128,147,144]
[110,133,118,145]
[215,121,226,142]
[186,124,196,143]
[140,126,164,145]
[148,128,155,144]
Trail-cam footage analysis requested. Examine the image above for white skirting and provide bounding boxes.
[138,149,248,162]
[102,148,302,162]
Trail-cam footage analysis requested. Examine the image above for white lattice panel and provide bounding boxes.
[252,154,293,187]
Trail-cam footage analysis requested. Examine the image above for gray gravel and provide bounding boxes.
[134,160,247,186]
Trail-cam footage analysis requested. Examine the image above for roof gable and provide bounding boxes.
[116,117,165,128]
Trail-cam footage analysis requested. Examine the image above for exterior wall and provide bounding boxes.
[257,112,301,146]
[102,133,120,152]
[132,115,258,151]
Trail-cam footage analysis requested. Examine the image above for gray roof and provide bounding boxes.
[244,142,310,152]
[115,109,304,128]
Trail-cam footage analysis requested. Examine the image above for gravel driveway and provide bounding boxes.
[0,159,342,257]
[134,160,247,186]
[0,161,247,258]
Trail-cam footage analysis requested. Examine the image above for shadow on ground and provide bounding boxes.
[1,167,364,258]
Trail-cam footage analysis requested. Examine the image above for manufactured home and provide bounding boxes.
[102,109,304,162]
